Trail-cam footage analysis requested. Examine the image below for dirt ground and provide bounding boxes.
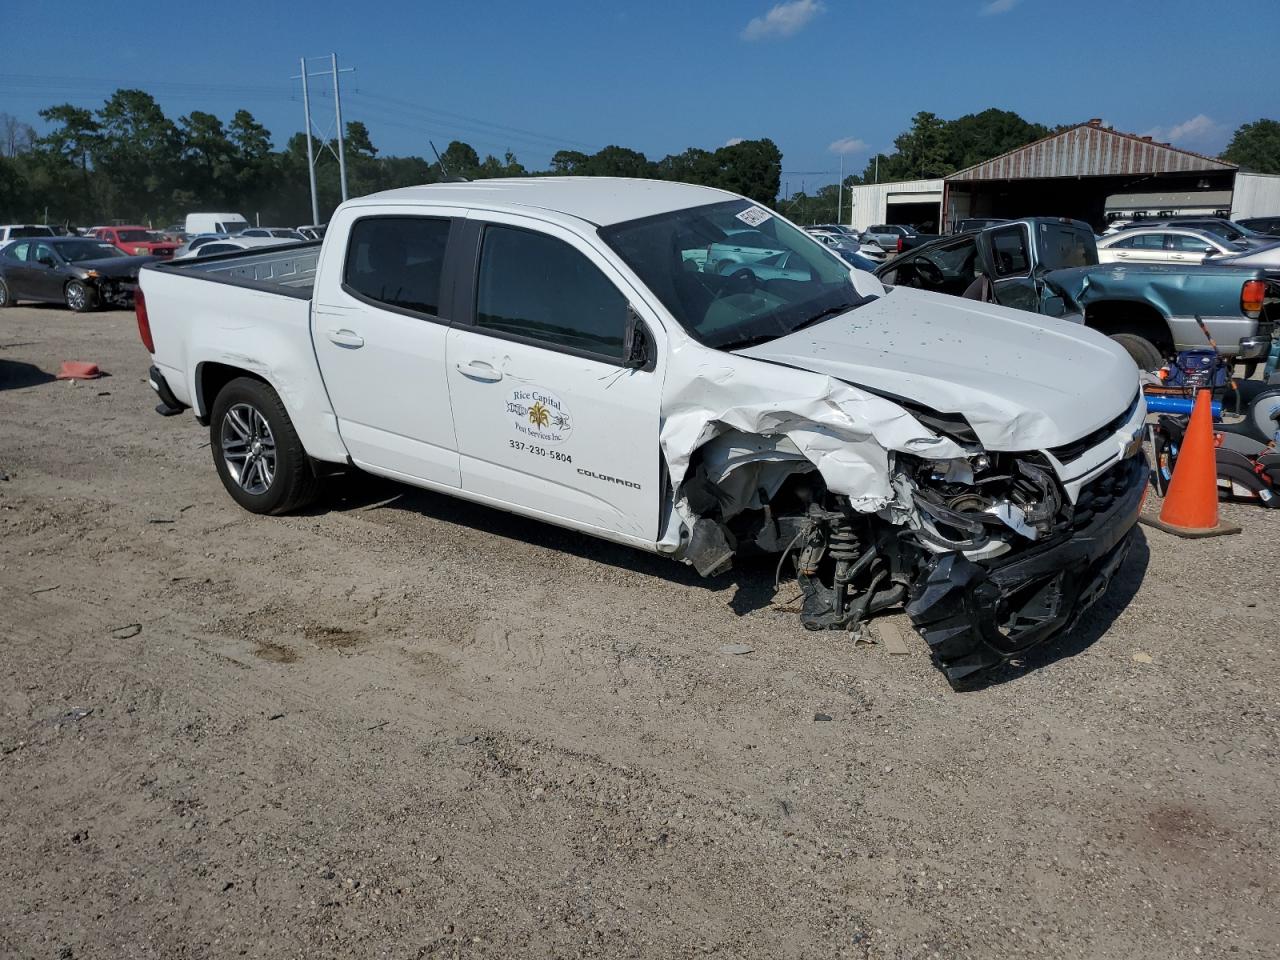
[1,303,1277,960]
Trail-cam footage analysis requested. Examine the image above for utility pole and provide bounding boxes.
[837,155,843,224]
[292,54,356,223]
[331,53,348,202]
[298,57,320,225]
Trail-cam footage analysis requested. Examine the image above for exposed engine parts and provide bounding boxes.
[674,426,1148,687]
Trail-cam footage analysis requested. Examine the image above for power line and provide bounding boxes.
[349,89,597,153]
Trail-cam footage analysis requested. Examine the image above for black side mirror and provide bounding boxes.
[37,256,56,267]
[622,305,653,370]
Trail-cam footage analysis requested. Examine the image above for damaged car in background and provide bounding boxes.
[136,179,1148,686]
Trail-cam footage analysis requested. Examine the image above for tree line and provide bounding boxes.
[0,90,782,227]
[2,90,1276,229]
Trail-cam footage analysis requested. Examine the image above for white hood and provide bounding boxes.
[734,286,1138,451]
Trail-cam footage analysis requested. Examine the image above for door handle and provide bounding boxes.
[456,359,503,383]
[327,329,364,348]
[1115,252,1129,259]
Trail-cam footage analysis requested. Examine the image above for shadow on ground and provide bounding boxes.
[0,359,55,391]
[311,472,1153,685]
[964,528,1152,689]
[312,471,780,607]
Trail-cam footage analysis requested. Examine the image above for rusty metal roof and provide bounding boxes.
[946,121,1236,182]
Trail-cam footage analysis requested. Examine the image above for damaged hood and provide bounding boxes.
[733,285,1137,450]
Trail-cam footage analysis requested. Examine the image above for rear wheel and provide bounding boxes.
[1110,332,1163,372]
[64,280,96,313]
[209,377,319,515]
[0,278,12,308]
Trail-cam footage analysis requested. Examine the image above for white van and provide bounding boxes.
[0,224,56,243]
[183,213,249,236]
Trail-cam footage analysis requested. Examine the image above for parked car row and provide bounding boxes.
[0,212,324,310]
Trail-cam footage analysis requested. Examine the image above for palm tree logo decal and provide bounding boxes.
[528,401,551,429]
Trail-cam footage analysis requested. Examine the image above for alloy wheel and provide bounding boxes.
[220,403,277,495]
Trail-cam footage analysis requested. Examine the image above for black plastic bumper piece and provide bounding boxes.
[148,364,185,417]
[906,455,1149,686]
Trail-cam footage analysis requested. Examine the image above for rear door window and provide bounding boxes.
[343,216,452,317]
[474,224,628,362]
[989,226,1030,276]
[1170,234,1215,252]
[9,242,31,261]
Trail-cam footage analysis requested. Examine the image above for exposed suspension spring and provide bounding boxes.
[828,517,859,561]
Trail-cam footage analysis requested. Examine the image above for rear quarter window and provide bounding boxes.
[343,216,452,317]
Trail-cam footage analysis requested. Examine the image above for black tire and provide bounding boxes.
[0,277,12,307]
[64,279,96,313]
[209,377,319,515]
[1110,332,1163,372]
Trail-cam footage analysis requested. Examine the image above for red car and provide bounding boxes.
[91,226,178,259]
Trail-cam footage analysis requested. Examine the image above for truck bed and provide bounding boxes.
[151,242,321,298]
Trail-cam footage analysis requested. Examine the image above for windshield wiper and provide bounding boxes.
[789,296,873,334]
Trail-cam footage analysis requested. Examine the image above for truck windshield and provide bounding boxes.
[599,199,870,350]
[1036,223,1098,269]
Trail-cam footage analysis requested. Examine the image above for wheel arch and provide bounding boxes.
[1083,299,1174,353]
[194,361,270,424]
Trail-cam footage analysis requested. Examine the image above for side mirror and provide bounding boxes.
[37,256,56,267]
[622,305,653,370]
[1042,295,1066,317]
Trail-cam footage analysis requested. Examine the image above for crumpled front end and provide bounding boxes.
[660,345,1147,687]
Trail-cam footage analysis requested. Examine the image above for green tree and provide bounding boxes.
[1222,119,1280,174]
[437,140,481,179]
[945,108,1050,170]
[709,138,781,203]
[35,104,102,221]
[94,89,180,220]
[550,149,589,175]
[178,110,235,207]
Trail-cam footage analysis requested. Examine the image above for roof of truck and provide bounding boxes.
[352,177,741,227]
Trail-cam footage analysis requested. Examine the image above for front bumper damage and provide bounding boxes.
[905,454,1147,683]
[92,277,138,308]
[659,351,1148,687]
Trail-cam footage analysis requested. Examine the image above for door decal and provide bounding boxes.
[507,386,573,443]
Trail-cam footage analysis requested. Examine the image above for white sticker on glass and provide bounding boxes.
[735,206,772,227]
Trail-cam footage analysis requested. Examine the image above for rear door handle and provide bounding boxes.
[327,329,364,348]
[456,359,502,382]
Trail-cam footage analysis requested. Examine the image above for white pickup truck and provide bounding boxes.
[137,178,1148,685]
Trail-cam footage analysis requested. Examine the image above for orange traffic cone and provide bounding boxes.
[1141,389,1241,538]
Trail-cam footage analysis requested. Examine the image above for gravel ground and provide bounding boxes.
[1,304,1277,960]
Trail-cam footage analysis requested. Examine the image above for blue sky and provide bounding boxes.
[4,0,1278,191]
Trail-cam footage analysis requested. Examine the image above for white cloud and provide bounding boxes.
[980,0,1021,14]
[1141,114,1227,149]
[723,137,745,147]
[741,0,825,41]
[828,136,869,155]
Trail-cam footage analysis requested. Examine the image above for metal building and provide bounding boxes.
[846,178,944,233]
[847,119,1273,233]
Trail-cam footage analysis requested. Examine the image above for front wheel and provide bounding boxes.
[64,280,96,313]
[210,377,319,515]
[1110,332,1164,372]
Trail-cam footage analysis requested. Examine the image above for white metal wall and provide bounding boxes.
[1230,172,1280,219]
[846,179,943,231]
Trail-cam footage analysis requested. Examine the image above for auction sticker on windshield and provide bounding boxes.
[735,206,772,227]
[507,387,573,443]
